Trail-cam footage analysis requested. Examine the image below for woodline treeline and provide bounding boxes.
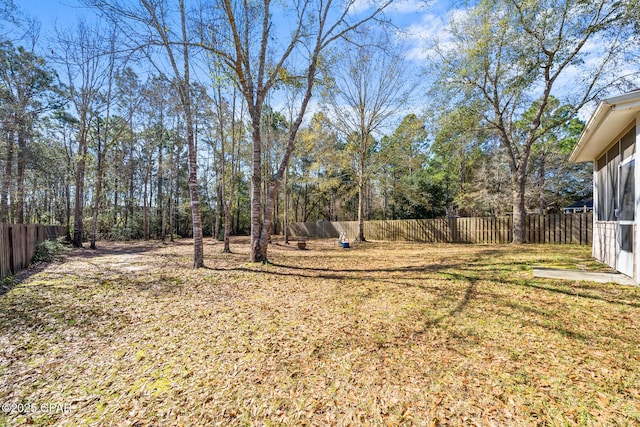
[0,0,639,265]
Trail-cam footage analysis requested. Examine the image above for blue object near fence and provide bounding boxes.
[341,242,350,249]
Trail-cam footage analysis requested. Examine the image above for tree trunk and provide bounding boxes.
[246,32,326,262]
[143,172,149,240]
[222,156,236,253]
[72,131,88,247]
[90,127,103,249]
[90,176,103,248]
[274,187,279,236]
[183,98,204,266]
[15,125,26,224]
[157,139,164,240]
[160,185,167,241]
[251,107,311,260]
[512,170,527,244]
[250,120,265,262]
[284,168,289,244]
[538,155,546,214]
[235,195,240,235]
[357,133,367,241]
[168,142,175,243]
[382,174,388,220]
[173,0,204,268]
[223,202,232,253]
[185,76,203,259]
[113,177,119,227]
[253,180,279,262]
[357,178,366,241]
[126,150,134,228]
[1,130,14,223]
[302,184,308,223]
[222,88,239,253]
[214,184,222,241]
[65,143,72,239]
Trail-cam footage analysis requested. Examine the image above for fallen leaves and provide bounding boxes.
[0,239,639,425]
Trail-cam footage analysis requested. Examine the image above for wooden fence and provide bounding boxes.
[0,224,67,279]
[287,213,593,245]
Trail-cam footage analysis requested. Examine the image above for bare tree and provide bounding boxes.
[210,81,244,253]
[324,30,411,241]
[55,21,110,247]
[89,29,129,249]
[86,0,390,263]
[199,0,392,262]
[85,0,205,267]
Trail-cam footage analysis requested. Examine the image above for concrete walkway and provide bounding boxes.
[533,267,636,285]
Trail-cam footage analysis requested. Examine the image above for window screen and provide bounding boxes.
[618,159,635,221]
[606,144,619,221]
[621,126,636,160]
[596,155,607,221]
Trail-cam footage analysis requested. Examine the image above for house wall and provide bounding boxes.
[627,223,640,281]
[592,122,638,282]
[593,221,617,270]
[635,115,640,284]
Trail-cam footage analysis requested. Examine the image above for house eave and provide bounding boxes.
[570,90,640,163]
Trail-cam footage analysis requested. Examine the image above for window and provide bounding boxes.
[606,144,620,220]
[596,155,607,220]
[618,159,635,221]
[595,126,636,222]
[622,129,636,160]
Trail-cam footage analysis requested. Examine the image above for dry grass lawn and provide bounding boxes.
[0,238,639,426]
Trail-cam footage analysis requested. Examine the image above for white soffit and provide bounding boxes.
[570,90,640,163]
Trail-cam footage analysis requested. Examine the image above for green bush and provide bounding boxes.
[32,239,65,263]
[0,275,15,293]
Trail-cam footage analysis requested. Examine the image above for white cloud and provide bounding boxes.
[348,1,472,64]
[349,0,388,14]
[388,0,429,14]
[351,0,429,15]
[396,8,464,62]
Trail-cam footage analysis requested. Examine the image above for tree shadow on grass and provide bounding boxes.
[5,240,637,351]
[415,264,640,344]
[0,261,53,298]
[328,245,638,345]
[238,256,490,335]
[236,251,484,279]
[516,280,640,308]
[72,241,163,257]
[421,275,479,329]
[401,272,596,344]
[0,243,173,339]
[0,277,133,339]
[226,262,467,286]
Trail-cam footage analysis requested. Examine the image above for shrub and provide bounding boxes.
[32,239,65,263]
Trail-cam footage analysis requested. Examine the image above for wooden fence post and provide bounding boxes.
[287,213,594,246]
[0,223,67,279]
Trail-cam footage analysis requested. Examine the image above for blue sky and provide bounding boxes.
[18,0,445,27]
[12,0,454,132]
[19,0,88,33]
[14,0,620,118]
[17,0,101,53]
[12,1,633,127]
[16,0,453,63]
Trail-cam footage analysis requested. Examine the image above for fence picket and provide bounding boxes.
[0,223,67,279]
[287,213,593,245]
